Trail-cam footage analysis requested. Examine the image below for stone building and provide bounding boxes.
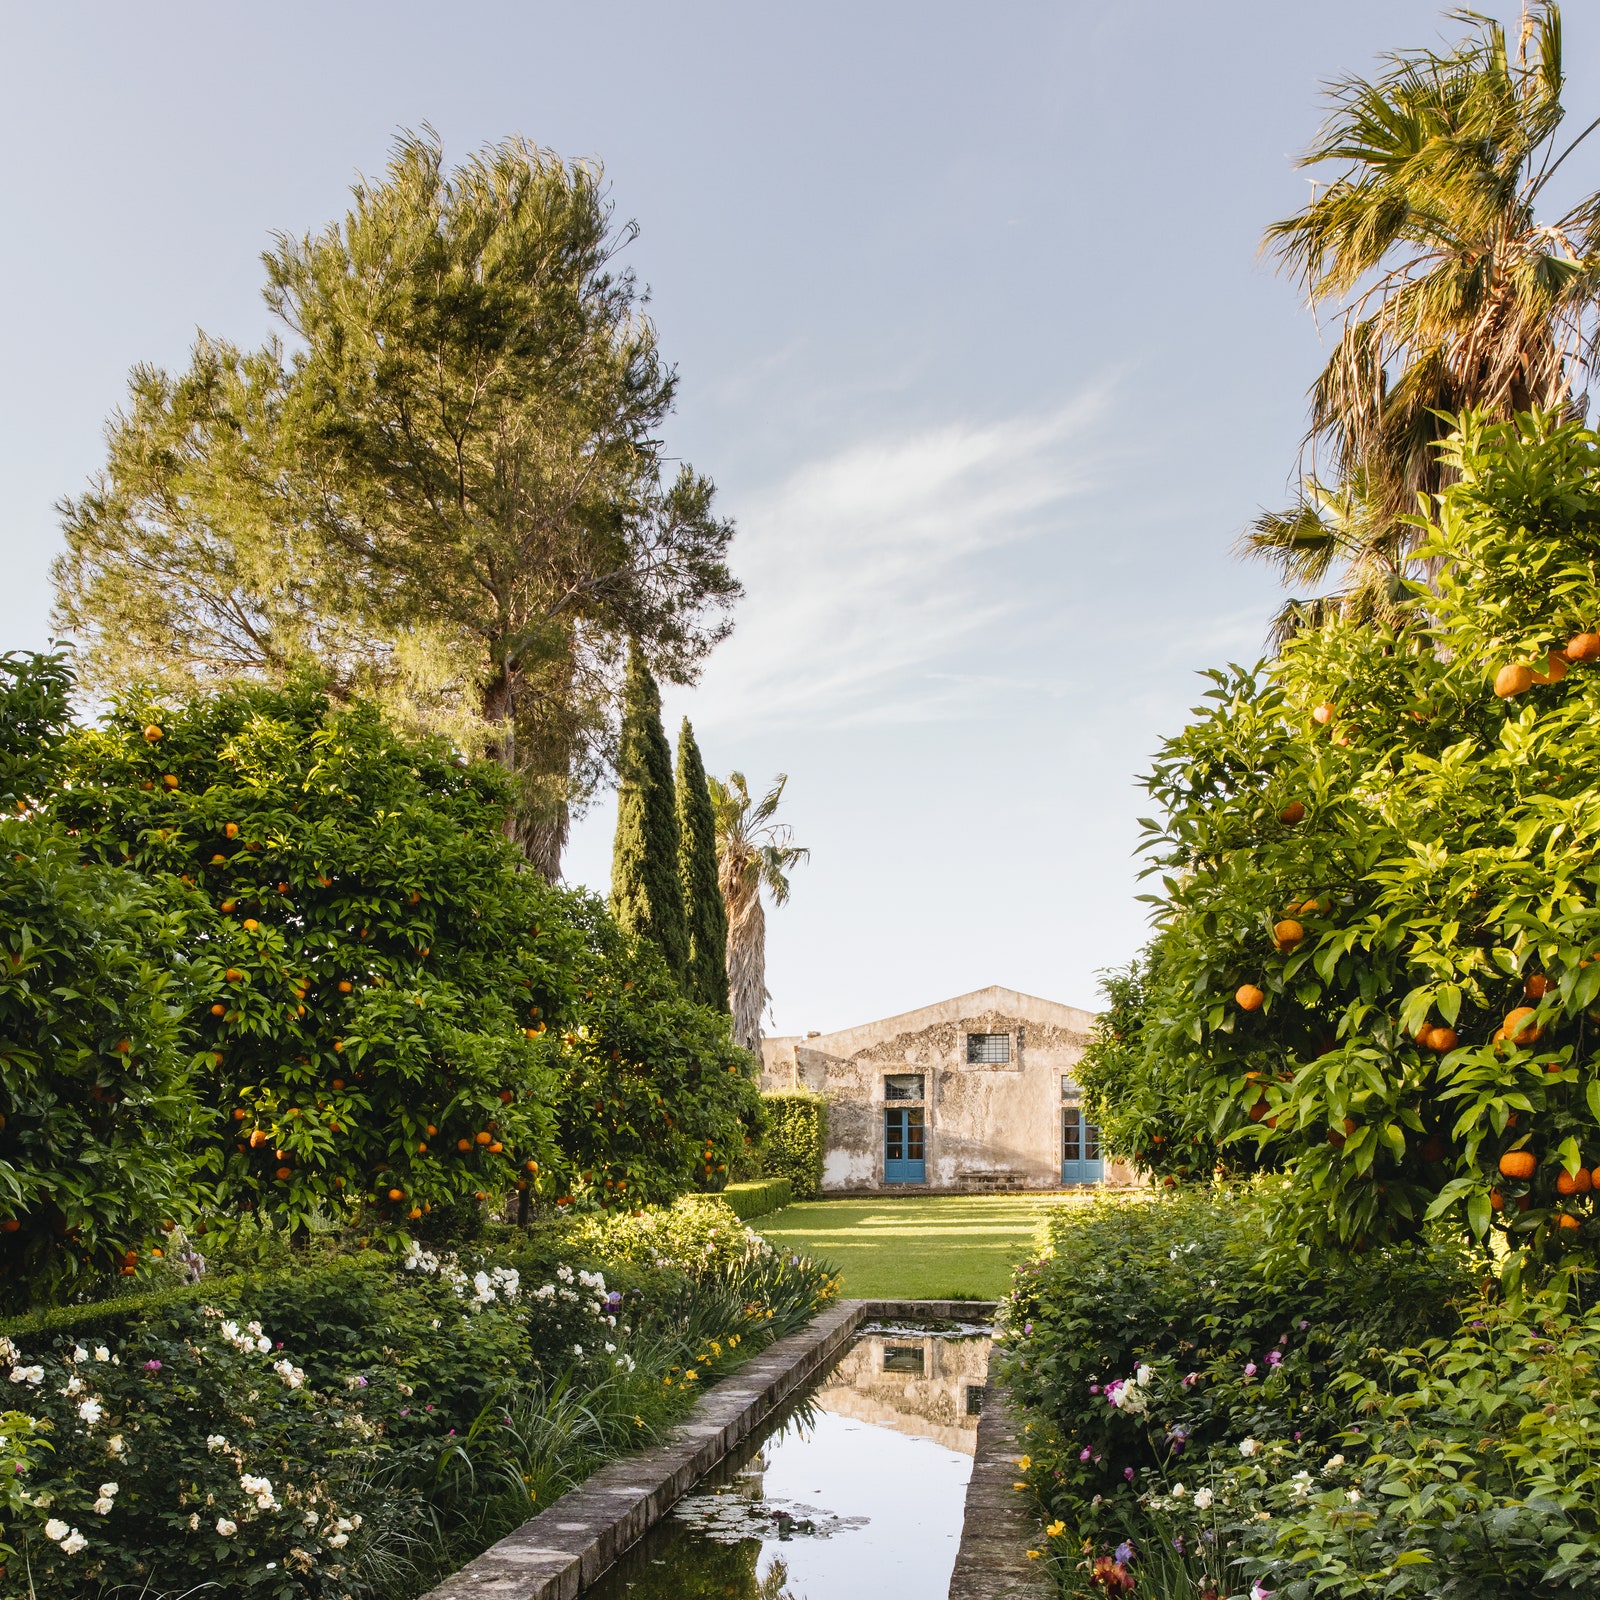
[759,985,1135,1193]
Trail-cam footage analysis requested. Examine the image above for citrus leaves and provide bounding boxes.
[1104,416,1600,1265]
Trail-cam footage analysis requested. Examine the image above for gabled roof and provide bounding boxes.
[768,985,1096,1057]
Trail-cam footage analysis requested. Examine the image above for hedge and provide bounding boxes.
[760,1093,826,1200]
[720,1178,792,1221]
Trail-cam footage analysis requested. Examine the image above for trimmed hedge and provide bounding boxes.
[720,1178,792,1221]
[760,1093,826,1200]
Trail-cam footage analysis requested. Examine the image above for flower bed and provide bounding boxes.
[994,1186,1600,1598]
[0,1199,835,1598]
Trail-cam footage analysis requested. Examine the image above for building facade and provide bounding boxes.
[759,985,1135,1193]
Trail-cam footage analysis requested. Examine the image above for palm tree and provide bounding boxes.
[1247,2,1600,622]
[707,772,808,1055]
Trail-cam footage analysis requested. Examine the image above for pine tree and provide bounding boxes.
[610,648,688,982]
[676,718,730,1012]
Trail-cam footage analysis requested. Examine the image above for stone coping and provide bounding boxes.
[949,1381,1055,1599]
[420,1298,1007,1600]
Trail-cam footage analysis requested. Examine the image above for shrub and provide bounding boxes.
[1106,415,1600,1267]
[1000,1189,1600,1599]
[720,1178,792,1220]
[0,1219,836,1598]
[760,1093,825,1199]
[568,1194,768,1277]
[52,678,565,1243]
[0,653,206,1309]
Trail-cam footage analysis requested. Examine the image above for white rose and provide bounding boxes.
[1324,1453,1345,1473]
[206,1435,228,1452]
[1136,1363,1154,1386]
[1347,1487,1362,1503]
[78,1399,104,1425]
[1193,1487,1214,1510]
[1171,1482,1186,1498]
[98,1482,119,1498]
[60,1531,87,1555]
[44,1519,70,1541]
[93,1497,114,1515]
[216,1517,237,1537]
[72,1346,89,1363]
[94,1347,110,1362]
[1238,1437,1259,1457]
[326,1531,349,1548]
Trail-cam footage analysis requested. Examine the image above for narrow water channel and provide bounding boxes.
[585,1324,992,1600]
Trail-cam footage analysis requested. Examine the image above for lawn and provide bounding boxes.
[756,1193,1097,1300]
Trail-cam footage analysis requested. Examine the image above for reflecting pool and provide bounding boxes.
[584,1326,991,1600]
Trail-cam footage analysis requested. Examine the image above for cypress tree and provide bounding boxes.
[610,647,689,982]
[676,717,730,1012]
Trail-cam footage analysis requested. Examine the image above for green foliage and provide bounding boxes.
[52,676,563,1243]
[610,649,688,982]
[1112,414,1600,1268]
[1002,1189,1600,1600]
[52,134,741,871]
[675,718,729,1012]
[720,1178,792,1221]
[1,661,206,1308]
[568,1194,767,1277]
[759,1093,826,1200]
[549,903,762,1205]
[0,1220,835,1598]
[0,649,73,806]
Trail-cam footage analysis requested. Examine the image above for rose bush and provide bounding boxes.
[0,1199,835,1598]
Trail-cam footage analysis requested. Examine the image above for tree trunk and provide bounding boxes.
[726,886,766,1056]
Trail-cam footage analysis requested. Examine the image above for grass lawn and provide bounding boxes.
[756,1193,1093,1301]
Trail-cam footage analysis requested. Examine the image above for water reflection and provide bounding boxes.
[585,1332,991,1600]
[813,1332,990,1456]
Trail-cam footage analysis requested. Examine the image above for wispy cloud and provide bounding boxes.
[683,391,1112,731]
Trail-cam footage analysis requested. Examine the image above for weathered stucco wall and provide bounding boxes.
[760,986,1135,1193]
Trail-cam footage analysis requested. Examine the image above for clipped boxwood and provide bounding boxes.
[720,1177,792,1220]
[760,1093,825,1200]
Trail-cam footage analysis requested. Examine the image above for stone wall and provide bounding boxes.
[760,986,1136,1193]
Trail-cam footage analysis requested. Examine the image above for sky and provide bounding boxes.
[5,2,1595,1034]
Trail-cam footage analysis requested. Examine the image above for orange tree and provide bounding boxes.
[0,652,204,1307]
[49,677,759,1246]
[1110,414,1600,1280]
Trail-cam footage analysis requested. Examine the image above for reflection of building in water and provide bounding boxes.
[812,1335,991,1456]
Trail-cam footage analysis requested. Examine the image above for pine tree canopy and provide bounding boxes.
[610,648,688,982]
[676,717,730,1012]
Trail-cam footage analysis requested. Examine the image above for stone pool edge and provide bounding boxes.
[949,1380,1055,1599]
[425,1297,995,1600]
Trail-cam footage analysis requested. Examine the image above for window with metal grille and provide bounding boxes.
[884,1073,925,1101]
[883,1344,925,1375]
[966,1384,986,1416]
[966,1032,1011,1064]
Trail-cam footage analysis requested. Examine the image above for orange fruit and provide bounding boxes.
[1425,1027,1458,1053]
[1543,652,1570,684]
[225,968,244,983]
[525,1160,539,1173]
[142,724,163,742]
[409,1206,422,1220]
[1279,801,1305,825]
[115,1039,131,1054]
[1494,664,1534,697]
[242,918,258,932]
[1556,1168,1593,1195]
[1498,1149,1537,1180]
[331,1079,344,1090]
[1567,631,1600,662]
[231,1107,246,1120]
[416,1142,427,1154]
[1236,984,1265,1011]
[338,980,353,994]
[425,1123,437,1136]
[1503,1006,1542,1045]
[457,1139,472,1153]
[163,774,179,788]
[1524,974,1551,999]
[224,823,239,838]
[333,1040,343,1053]
[1,1219,19,1233]
[275,1165,291,1180]
[1328,1118,1355,1148]
[388,1188,403,1202]
[211,1004,226,1017]
[1311,703,1335,725]
[1490,1187,1505,1210]
[1558,1213,1582,1231]
[475,1131,493,1146]
[1273,919,1305,950]
[220,900,236,913]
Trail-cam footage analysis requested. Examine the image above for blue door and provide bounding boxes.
[1061,1100,1103,1185]
[885,1107,926,1183]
